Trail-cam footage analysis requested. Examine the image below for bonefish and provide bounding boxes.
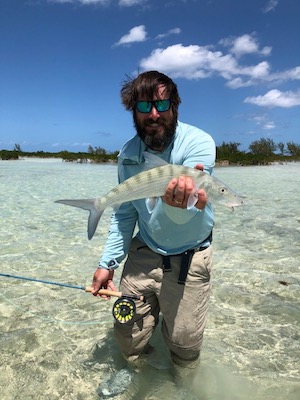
[56,152,243,240]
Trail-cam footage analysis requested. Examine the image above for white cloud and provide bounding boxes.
[139,43,269,81]
[252,114,276,130]
[48,0,109,4]
[264,121,276,129]
[249,61,270,78]
[71,142,92,147]
[270,66,300,81]
[48,0,146,5]
[156,28,181,40]
[119,0,145,5]
[79,0,107,3]
[244,89,300,108]
[226,65,300,89]
[139,44,234,79]
[114,25,147,46]
[226,77,253,89]
[263,0,279,13]
[139,36,299,92]
[220,33,272,58]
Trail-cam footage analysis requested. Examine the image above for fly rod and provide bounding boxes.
[0,272,146,323]
[0,272,144,300]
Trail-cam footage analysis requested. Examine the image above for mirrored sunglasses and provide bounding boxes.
[136,99,171,113]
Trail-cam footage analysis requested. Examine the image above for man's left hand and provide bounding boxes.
[162,164,207,210]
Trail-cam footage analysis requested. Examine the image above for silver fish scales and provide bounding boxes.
[56,153,243,239]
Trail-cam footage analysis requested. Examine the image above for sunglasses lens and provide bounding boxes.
[136,101,152,113]
[155,100,171,112]
[136,100,171,113]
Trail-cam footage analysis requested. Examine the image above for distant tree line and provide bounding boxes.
[0,144,118,162]
[216,138,300,165]
[0,139,300,165]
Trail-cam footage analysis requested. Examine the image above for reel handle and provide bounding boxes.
[85,286,122,297]
[85,286,145,302]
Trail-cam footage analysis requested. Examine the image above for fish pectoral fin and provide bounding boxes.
[55,199,103,240]
[145,197,158,213]
[187,190,199,210]
[142,152,169,171]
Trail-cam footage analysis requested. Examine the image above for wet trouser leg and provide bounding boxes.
[114,238,163,365]
[114,237,213,368]
[160,247,213,368]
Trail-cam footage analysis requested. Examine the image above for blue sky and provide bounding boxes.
[1,0,299,153]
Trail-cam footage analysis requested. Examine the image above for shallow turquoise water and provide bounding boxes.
[0,159,299,399]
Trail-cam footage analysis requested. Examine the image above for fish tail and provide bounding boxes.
[55,199,103,240]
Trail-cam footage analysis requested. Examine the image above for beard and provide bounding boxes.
[134,114,177,151]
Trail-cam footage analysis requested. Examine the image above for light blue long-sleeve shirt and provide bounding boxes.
[99,121,216,270]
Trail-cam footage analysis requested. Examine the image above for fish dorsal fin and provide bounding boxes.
[142,152,168,171]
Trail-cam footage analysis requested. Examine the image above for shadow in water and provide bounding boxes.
[81,324,300,400]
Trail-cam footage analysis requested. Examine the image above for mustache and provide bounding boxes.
[145,117,162,122]
[144,117,167,126]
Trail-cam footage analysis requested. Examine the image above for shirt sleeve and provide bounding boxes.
[181,129,216,175]
[98,158,139,269]
[98,202,137,269]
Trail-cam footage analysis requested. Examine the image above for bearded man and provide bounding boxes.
[92,71,215,372]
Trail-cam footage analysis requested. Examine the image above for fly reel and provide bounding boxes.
[112,297,136,324]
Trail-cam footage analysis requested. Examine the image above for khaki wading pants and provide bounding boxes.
[114,237,213,368]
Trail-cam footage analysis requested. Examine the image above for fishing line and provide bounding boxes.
[0,290,109,326]
[0,272,146,325]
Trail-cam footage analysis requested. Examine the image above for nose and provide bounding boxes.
[149,105,160,119]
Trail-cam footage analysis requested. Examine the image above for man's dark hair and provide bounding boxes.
[121,71,181,114]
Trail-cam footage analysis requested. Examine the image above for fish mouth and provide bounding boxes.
[226,200,244,210]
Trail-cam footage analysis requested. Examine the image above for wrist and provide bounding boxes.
[98,259,119,270]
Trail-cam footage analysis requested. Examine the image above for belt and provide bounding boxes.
[162,231,212,284]
[194,245,210,252]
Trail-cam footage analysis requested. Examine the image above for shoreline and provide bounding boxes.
[19,156,64,162]
[1,156,299,167]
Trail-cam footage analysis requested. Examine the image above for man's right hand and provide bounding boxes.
[91,268,116,298]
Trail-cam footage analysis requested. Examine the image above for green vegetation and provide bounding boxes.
[0,144,119,163]
[1,139,299,165]
[216,139,300,165]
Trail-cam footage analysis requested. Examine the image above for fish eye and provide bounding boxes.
[219,187,228,194]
